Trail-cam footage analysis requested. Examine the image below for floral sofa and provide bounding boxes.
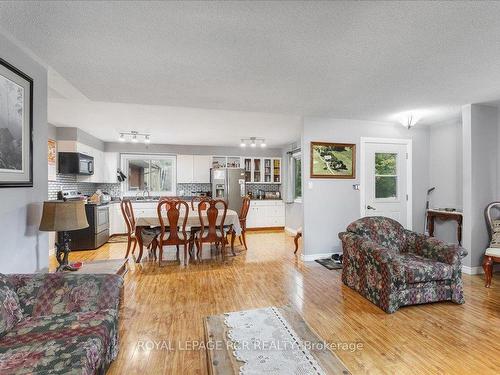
[339,217,467,313]
[0,272,123,374]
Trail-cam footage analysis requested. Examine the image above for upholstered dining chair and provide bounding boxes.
[194,199,229,261]
[157,199,192,266]
[120,199,158,259]
[483,201,500,287]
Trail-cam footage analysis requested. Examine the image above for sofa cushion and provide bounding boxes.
[0,275,24,337]
[398,254,454,283]
[346,216,406,253]
[0,309,118,375]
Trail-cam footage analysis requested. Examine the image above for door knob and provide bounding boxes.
[367,205,376,210]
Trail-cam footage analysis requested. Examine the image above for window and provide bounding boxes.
[375,152,397,199]
[293,152,302,202]
[121,154,176,196]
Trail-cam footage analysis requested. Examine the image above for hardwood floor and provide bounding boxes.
[51,230,500,375]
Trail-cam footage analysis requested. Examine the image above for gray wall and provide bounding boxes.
[462,104,498,269]
[0,32,48,273]
[57,127,105,151]
[105,142,282,157]
[428,118,463,243]
[302,117,430,256]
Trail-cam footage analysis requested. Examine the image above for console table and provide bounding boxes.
[427,209,463,245]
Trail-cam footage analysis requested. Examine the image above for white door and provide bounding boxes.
[362,140,411,228]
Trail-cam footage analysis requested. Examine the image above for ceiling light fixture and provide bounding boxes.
[118,131,151,144]
[393,109,431,130]
[240,137,266,148]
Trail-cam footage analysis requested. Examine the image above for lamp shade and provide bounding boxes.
[39,200,89,232]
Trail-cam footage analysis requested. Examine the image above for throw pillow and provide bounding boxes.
[0,274,24,336]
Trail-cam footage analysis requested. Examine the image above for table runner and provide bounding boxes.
[224,307,327,375]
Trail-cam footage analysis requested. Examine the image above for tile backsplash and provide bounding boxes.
[49,175,281,200]
[48,174,121,200]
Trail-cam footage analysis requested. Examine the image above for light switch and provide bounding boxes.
[307,181,313,190]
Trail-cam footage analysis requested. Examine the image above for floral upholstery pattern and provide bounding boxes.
[0,273,123,374]
[0,275,23,337]
[339,216,467,313]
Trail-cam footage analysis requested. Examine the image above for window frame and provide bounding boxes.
[292,151,302,203]
[120,153,177,197]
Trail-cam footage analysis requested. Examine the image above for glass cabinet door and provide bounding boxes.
[264,158,272,182]
[243,158,252,182]
[273,159,281,183]
[253,158,261,182]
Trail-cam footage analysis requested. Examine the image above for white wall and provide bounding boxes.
[281,141,303,233]
[0,32,48,273]
[462,104,498,269]
[428,118,463,243]
[302,117,430,257]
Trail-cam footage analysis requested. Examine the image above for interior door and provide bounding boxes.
[364,142,409,228]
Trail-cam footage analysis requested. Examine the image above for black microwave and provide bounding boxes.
[58,152,94,175]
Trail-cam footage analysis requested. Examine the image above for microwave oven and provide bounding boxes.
[58,152,94,175]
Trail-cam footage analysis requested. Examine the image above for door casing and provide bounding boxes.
[360,137,413,230]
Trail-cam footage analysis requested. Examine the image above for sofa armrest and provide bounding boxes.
[404,230,467,266]
[7,273,123,317]
[339,232,405,285]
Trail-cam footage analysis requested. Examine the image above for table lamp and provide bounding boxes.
[39,200,89,271]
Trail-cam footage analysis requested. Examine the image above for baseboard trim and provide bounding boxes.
[284,227,298,235]
[246,227,284,232]
[301,252,335,262]
[462,264,500,275]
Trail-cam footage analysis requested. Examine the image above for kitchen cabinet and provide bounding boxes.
[242,157,281,184]
[177,154,194,183]
[177,154,211,183]
[246,200,285,228]
[56,141,117,183]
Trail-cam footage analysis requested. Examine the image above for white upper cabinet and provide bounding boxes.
[193,155,211,183]
[103,152,119,183]
[177,154,194,183]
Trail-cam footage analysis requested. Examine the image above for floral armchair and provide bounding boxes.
[0,272,123,374]
[339,217,467,313]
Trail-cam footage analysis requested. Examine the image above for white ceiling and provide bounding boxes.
[2,1,500,144]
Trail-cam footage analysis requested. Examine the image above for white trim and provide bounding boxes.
[359,137,413,230]
[285,227,298,235]
[462,264,500,275]
[301,252,335,262]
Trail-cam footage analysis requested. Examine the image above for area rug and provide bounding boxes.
[315,258,342,270]
[204,305,351,374]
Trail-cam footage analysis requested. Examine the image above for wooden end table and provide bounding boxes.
[426,209,463,245]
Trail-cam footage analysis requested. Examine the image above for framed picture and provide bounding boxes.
[310,141,356,179]
[48,139,57,181]
[0,58,33,187]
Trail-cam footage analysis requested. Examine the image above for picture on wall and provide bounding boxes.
[0,58,33,187]
[310,141,356,179]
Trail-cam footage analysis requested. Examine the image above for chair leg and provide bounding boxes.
[159,245,163,266]
[125,237,132,258]
[196,240,201,261]
[241,230,248,250]
[483,256,494,287]
[294,232,302,254]
[132,239,137,255]
[239,235,243,246]
[183,243,188,266]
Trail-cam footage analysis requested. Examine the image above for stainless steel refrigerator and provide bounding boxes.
[210,168,246,213]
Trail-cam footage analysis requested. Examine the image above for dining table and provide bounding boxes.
[134,209,242,263]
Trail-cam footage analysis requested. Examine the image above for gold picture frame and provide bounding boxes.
[310,141,356,179]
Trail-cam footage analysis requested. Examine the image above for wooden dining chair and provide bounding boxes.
[191,196,208,211]
[121,199,158,259]
[238,196,251,250]
[194,199,228,261]
[157,199,192,266]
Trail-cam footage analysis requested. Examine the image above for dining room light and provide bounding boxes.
[240,137,266,148]
[119,131,151,143]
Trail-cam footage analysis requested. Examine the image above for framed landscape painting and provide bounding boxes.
[310,141,356,179]
[0,58,33,187]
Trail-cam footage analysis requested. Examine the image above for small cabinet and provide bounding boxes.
[246,200,285,228]
[177,155,194,183]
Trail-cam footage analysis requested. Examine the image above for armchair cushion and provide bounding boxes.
[397,254,453,283]
[0,275,24,337]
[346,216,406,253]
[7,273,123,317]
